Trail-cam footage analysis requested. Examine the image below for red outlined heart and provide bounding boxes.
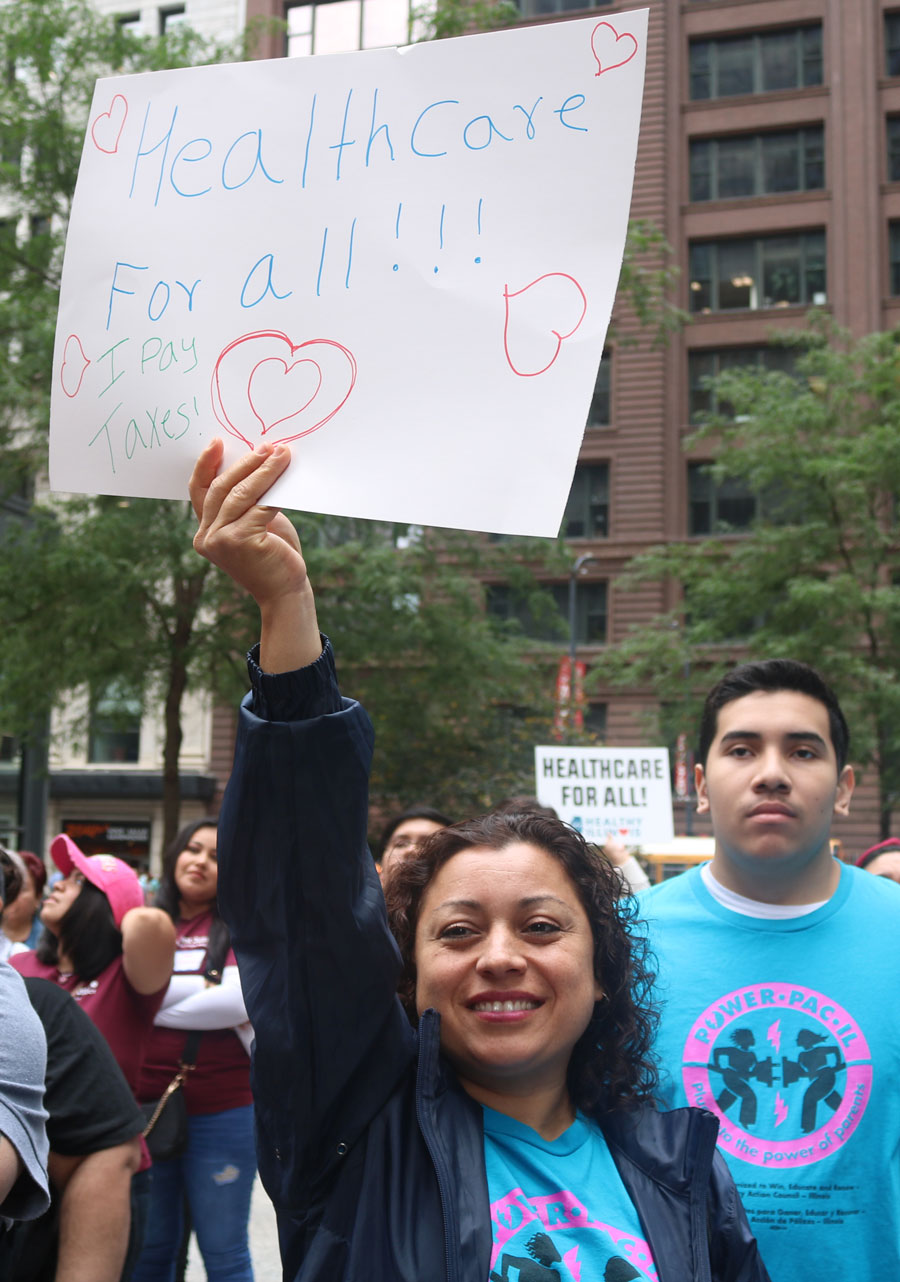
[502,273,588,378]
[91,94,128,155]
[60,334,91,398]
[590,22,638,77]
[211,330,357,447]
[618,828,629,836]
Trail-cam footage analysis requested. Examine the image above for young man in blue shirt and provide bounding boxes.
[642,660,900,1282]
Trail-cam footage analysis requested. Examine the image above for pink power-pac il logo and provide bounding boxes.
[682,982,872,1169]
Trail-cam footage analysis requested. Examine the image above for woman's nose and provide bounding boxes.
[475,925,526,974]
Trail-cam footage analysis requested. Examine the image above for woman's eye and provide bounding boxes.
[525,921,561,936]
[439,924,474,940]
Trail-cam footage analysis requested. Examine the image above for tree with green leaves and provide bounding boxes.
[592,313,900,835]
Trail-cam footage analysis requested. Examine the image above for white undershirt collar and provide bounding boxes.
[700,862,828,919]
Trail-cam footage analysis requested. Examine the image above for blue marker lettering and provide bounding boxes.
[513,97,543,140]
[169,138,212,197]
[555,94,587,132]
[240,254,293,308]
[462,114,512,151]
[366,89,395,166]
[329,90,356,181]
[175,280,201,312]
[148,280,170,322]
[222,130,284,191]
[107,262,147,331]
[129,103,178,206]
[410,100,458,158]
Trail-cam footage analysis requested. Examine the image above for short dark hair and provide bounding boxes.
[491,795,559,820]
[378,805,454,860]
[36,880,122,981]
[0,846,22,914]
[384,811,659,1117]
[154,818,230,977]
[698,659,849,770]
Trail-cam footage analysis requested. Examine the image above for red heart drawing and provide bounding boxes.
[91,94,128,155]
[60,333,91,398]
[502,273,587,378]
[591,22,638,77]
[211,331,357,447]
[249,357,323,433]
[618,828,629,836]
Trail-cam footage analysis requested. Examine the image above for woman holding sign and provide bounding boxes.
[189,440,770,1282]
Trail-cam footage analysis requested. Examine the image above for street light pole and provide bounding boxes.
[568,553,599,740]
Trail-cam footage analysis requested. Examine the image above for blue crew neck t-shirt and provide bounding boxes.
[641,862,900,1282]
[483,1105,657,1281]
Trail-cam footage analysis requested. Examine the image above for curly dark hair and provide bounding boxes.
[154,818,230,979]
[384,811,659,1118]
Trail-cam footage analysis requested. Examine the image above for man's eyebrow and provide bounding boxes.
[719,730,828,749]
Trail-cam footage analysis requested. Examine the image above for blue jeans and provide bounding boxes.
[132,1105,256,1282]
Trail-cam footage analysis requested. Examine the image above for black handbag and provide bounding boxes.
[140,1030,202,1161]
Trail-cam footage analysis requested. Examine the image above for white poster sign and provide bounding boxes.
[50,12,648,535]
[534,744,674,845]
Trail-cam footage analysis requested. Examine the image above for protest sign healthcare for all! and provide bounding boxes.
[50,12,648,536]
[534,745,674,845]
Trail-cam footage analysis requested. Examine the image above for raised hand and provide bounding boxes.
[190,439,322,672]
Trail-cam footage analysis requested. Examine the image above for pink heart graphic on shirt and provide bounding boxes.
[590,22,638,77]
[91,94,128,154]
[211,330,357,447]
[502,273,588,378]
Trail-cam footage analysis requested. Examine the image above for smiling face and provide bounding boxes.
[173,826,218,917]
[697,689,854,902]
[414,842,602,1105]
[40,871,85,933]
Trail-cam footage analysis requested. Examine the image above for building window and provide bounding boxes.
[689,232,825,313]
[688,346,797,422]
[486,582,608,645]
[690,127,824,202]
[887,13,900,77]
[582,703,607,739]
[115,12,142,33]
[888,118,900,182]
[518,0,611,17]
[88,682,142,764]
[688,463,756,535]
[585,350,610,428]
[890,223,900,295]
[562,464,609,539]
[690,27,822,102]
[160,6,186,31]
[285,0,410,57]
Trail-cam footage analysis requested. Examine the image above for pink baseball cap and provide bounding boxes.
[50,834,144,927]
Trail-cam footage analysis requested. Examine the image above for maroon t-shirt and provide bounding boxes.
[12,951,165,1097]
[137,913,252,1115]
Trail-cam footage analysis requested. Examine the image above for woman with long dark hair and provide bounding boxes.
[186,440,770,1282]
[134,818,255,1282]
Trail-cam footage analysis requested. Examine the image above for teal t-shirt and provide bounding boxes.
[642,863,900,1282]
[483,1105,657,1282]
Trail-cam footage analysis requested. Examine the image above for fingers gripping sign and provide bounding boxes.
[189,440,323,673]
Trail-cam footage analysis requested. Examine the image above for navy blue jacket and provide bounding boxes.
[218,642,770,1282]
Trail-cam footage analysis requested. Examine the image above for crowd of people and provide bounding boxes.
[1,438,898,1282]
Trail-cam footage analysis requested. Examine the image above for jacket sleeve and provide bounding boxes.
[707,1151,772,1282]
[217,640,415,1213]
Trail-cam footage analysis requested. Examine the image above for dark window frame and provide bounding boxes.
[687,462,757,536]
[689,126,824,202]
[486,581,608,645]
[687,345,798,423]
[689,26,823,102]
[562,463,610,539]
[689,231,826,314]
